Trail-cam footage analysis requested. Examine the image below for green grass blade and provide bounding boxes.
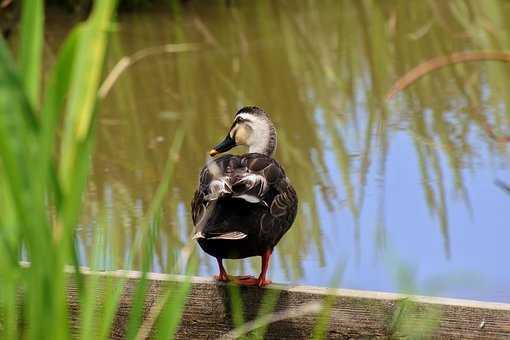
[40,25,86,298]
[80,216,108,339]
[55,0,118,309]
[41,26,82,163]
[0,37,39,131]
[153,254,198,340]
[311,262,346,340]
[249,289,281,339]
[126,127,185,337]
[19,0,44,109]
[0,280,18,339]
[125,222,156,340]
[98,278,126,339]
[227,284,245,332]
[129,128,185,261]
[59,0,118,194]
[0,38,36,228]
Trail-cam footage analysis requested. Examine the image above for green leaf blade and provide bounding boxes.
[19,0,44,109]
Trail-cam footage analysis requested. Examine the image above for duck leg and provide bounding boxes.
[257,248,273,287]
[214,257,229,282]
[236,249,273,287]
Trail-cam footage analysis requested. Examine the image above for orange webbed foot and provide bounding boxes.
[214,274,229,282]
[234,276,272,287]
[214,274,257,283]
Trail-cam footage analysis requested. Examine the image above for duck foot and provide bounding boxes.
[231,275,256,281]
[213,251,273,287]
[214,273,229,282]
[214,274,255,282]
[236,277,272,287]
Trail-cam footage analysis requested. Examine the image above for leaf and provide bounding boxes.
[59,0,118,194]
[19,0,44,109]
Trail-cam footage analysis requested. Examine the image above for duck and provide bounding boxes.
[191,106,298,287]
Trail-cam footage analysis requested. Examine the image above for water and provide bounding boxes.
[45,1,510,303]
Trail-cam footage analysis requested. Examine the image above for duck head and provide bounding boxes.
[209,106,277,157]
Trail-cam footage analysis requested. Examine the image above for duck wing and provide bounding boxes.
[265,175,298,246]
[231,154,298,247]
[191,154,242,238]
[191,154,298,245]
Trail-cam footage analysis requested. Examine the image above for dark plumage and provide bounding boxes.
[191,106,298,286]
[234,106,266,117]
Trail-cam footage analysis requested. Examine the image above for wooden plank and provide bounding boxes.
[62,269,510,339]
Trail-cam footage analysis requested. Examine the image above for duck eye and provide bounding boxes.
[236,117,245,123]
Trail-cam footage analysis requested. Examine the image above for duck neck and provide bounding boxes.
[248,125,277,156]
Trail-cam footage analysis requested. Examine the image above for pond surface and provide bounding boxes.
[45,1,510,303]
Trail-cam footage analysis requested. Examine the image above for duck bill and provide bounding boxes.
[209,135,236,156]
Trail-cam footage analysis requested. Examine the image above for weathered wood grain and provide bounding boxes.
[62,270,510,339]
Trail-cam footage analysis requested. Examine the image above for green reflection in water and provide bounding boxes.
[43,0,510,283]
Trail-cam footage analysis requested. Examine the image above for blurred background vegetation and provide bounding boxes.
[39,0,510,293]
[56,0,510,281]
